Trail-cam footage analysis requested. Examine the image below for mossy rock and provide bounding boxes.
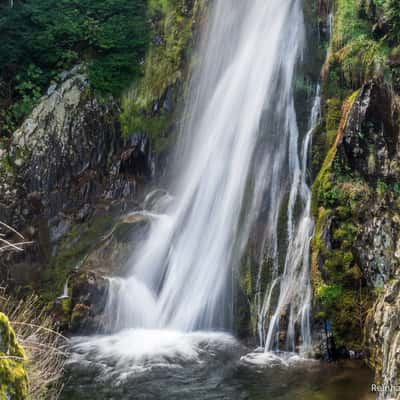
[63,271,110,333]
[39,212,116,303]
[81,212,151,277]
[0,313,28,399]
[70,304,92,332]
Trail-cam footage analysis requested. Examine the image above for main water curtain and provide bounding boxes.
[104,0,308,337]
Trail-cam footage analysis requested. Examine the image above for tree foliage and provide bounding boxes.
[0,0,149,134]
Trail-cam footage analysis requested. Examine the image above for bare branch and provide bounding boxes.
[0,221,25,239]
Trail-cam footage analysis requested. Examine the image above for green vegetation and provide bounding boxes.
[1,293,66,399]
[332,0,369,50]
[40,213,114,303]
[311,91,373,349]
[0,313,28,399]
[120,0,204,151]
[0,0,203,153]
[385,0,400,44]
[0,0,149,135]
[322,0,390,99]
[237,247,259,337]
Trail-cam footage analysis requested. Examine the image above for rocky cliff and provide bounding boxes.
[311,0,400,392]
[0,67,153,294]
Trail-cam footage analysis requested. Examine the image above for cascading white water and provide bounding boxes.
[104,0,311,342]
[258,86,321,354]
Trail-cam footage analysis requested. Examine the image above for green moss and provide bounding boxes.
[333,0,369,51]
[316,283,344,305]
[333,222,357,244]
[337,37,389,88]
[61,298,72,315]
[40,213,114,303]
[120,0,204,153]
[376,180,388,196]
[0,313,28,400]
[323,0,390,98]
[120,96,176,153]
[310,86,375,350]
[70,304,90,332]
[326,98,342,131]
[237,249,257,336]
[236,239,276,338]
[311,144,337,215]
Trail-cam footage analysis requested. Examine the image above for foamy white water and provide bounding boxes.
[69,330,237,367]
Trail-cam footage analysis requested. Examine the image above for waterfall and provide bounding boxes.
[104,0,310,339]
[258,86,321,354]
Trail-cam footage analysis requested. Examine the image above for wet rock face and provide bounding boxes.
[340,81,400,183]
[81,212,151,277]
[52,271,109,334]
[338,81,400,288]
[69,272,109,333]
[119,133,152,178]
[366,279,400,392]
[356,198,400,287]
[312,78,400,365]
[52,211,152,333]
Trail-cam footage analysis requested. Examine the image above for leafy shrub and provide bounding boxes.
[316,283,344,305]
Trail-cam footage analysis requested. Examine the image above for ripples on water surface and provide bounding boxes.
[61,330,374,400]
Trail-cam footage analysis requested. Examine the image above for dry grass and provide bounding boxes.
[0,289,68,399]
[0,222,67,399]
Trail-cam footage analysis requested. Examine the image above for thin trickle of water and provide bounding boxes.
[258,86,321,354]
[328,13,334,40]
[104,0,311,345]
[58,278,69,300]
